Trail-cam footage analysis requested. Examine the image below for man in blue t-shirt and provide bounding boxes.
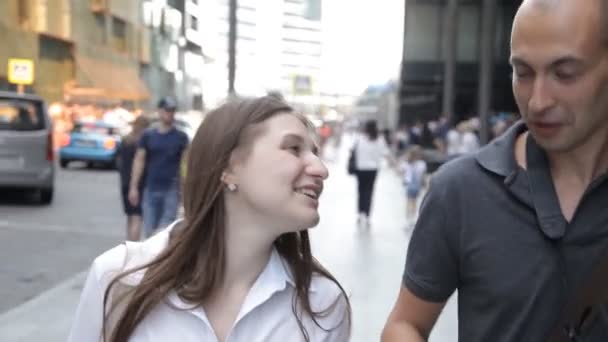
[128,97,189,237]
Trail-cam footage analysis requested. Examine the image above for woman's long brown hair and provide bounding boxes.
[102,96,351,341]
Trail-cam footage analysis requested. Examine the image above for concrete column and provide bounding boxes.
[442,0,458,125]
[398,0,410,125]
[477,0,497,145]
[228,0,237,97]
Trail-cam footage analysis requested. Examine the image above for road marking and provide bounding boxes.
[0,220,123,238]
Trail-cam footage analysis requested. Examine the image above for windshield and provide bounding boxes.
[73,123,116,135]
[0,99,45,131]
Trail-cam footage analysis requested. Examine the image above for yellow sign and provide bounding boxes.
[8,59,35,85]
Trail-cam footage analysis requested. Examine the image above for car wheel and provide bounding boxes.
[39,188,53,205]
[60,159,69,168]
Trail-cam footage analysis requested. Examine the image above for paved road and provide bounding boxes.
[0,163,125,314]
[0,138,458,341]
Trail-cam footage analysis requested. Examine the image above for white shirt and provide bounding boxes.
[459,131,480,154]
[401,160,427,185]
[67,226,350,342]
[354,135,390,171]
[445,129,462,156]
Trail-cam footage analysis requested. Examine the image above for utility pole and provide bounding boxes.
[228,0,237,97]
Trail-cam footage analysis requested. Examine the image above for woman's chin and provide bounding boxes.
[291,213,320,231]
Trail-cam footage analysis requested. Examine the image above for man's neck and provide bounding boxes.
[514,129,608,187]
[547,131,608,188]
[158,122,173,133]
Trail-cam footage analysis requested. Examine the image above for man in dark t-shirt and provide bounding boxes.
[382,0,608,341]
[129,97,188,237]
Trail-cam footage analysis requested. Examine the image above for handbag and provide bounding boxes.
[347,143,357,175]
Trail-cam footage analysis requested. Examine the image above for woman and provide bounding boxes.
[118,115,149,241]
[68,96,351,342]
[353,120,390,228]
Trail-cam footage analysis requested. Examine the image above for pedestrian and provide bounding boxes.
[400,145,427,228]
[67,96,351,342]
[394,124,410,155]
[456,120,480,155]
[318,122,332,157]
[128,97,189,237]
[118,115,149,241]
[382,0,608,341]
[352,120,391,228]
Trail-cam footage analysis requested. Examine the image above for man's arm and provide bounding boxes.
[382,286,446,341]
[128,148,146,206]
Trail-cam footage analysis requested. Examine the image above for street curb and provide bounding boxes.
[0,271,87,342]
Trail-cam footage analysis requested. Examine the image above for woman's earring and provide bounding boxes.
[227,183,237,192]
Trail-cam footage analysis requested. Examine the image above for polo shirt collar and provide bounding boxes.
[475,120,527,177]
[525,136,568,239]
[475,121,569,239]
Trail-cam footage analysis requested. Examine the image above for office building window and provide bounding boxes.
[189,15,199,31]
[112,17,128,53]
[18,0,31,29]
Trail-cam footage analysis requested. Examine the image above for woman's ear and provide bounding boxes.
[221,170,236,186]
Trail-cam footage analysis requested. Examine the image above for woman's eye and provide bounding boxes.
[288,145,301,154]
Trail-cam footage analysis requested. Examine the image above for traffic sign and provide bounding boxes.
[8,59,35,85]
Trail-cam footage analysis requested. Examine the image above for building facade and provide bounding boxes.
[141,0,205,111]
[0,0,206,112]
[199,0,323,109]
[399,0,522,141]
[0,0,149,106]
[279,0,323,105]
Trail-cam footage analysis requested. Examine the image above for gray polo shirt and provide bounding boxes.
[404,121,608,341]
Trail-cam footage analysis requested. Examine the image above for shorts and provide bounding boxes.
[121,185,143,216]
[406,186,421,200]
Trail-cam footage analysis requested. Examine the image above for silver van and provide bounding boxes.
[0,91,54,204]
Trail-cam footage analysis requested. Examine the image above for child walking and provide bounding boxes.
[400,145,427,228]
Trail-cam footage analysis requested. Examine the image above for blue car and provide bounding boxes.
[59,121,121,169]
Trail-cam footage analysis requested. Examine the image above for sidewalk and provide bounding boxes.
[312,135,458,342]
[0,134,458,342]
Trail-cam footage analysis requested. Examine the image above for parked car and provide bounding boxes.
[59,120,121,169]
[0,91,55,204]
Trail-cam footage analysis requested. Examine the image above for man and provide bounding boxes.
[129,97,189,237]
[382,0,608,340]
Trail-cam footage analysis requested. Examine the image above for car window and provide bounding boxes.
[72,123,114,135]
[0,100,45,131]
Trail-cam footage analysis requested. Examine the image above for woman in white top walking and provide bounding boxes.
[68,96,351,342]
[352,120,390,227]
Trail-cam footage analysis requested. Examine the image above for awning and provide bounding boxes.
[66,56,150,102]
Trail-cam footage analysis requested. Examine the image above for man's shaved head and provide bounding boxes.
[510,0,608,153]
[518,0,608,46]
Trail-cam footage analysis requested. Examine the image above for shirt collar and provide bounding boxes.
[475,121,570,239]
[120,221,316,307]
[166,247,316,326]
[475,120,528,177]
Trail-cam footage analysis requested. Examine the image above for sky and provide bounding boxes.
[321,0,405,96]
